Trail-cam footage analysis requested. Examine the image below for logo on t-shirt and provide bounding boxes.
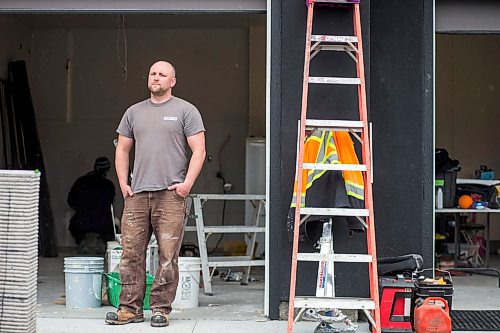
[164,116,178,121]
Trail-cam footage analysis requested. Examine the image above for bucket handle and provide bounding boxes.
[414,268,453,283]
[421,297,449,312]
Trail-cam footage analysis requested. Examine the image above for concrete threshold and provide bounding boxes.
[35,252,500,333]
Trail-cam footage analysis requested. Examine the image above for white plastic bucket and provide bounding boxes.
[64,257,104,309]
[106,241,121,272]
[105,242,154,273]
[172,257,201,309]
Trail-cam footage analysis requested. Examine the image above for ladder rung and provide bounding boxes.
[193,194,265,200]
[297,253,373,263]
[208,256,265,267]
[207,226,265,233]
[302,163,367,172]
[314,45,356,53]
[294,297,375,310]
[185,226,265,233]
[305,119,364,132]
[309,77,361,85]
[311,35,358,43]
[300,207,369,217]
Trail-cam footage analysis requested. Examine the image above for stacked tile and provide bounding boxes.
[0,170,40,333]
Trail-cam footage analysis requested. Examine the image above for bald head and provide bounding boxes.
[150,61,176,78]
[148,60,177,102]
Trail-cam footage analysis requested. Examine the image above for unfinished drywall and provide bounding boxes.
[0,16,31,80]
[249,25,266,137]
[21,19,262,248]
[436,34,500,241]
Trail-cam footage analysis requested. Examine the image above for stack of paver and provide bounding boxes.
[0,170,40,333]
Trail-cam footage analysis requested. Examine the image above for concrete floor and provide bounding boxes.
[34,251,500,332]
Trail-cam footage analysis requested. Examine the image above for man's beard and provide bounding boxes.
[149,85,168,96]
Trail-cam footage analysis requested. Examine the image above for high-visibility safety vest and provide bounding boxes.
[290,130,364,209]
[287,130,365,242]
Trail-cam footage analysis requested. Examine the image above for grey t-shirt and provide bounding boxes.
[117,96,205,193]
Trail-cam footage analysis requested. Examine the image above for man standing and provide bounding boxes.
[67,156,115,254]
[105,61,206,327]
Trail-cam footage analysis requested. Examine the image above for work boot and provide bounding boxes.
[105,309,144,325]
[150,310,169,327]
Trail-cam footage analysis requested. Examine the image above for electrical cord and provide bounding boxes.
[209,186,228,255]
[116,15,128,81]
[209,135,231,255]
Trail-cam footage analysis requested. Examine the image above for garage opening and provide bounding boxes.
[0,8,268,320]
[434,0,500,287]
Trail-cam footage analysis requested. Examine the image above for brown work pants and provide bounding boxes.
[118,189,186,315]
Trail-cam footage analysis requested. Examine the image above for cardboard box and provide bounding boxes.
[223,240,247,256]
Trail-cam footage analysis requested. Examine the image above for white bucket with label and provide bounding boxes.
[172,257,201,309]
[105,241,154,273]
[64,257,104,309]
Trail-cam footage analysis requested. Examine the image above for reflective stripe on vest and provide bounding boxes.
[345,180,364,200]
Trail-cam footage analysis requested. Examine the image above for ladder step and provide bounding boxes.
[193,194,265,201]
[311,35,358,43]
[297,253,373,263]
[302,163,367,172]
[208,256,265,267]
[312,45,356,53]
[309,77,360,85]
[300,207,369,217]
[294,297,375,310]
[305,119,364,132]
[185,226,265,233]
[206,226,265,233]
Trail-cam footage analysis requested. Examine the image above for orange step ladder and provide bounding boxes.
[287,1,381,332]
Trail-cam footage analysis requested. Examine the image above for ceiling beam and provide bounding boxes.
[0,0,266,14]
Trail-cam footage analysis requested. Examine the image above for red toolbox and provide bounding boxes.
[379,275,414,333]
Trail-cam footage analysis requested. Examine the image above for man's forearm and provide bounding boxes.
[115,150,130,187]
[184,149,206,187]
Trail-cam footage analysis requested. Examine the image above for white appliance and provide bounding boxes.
[245,137,266,258]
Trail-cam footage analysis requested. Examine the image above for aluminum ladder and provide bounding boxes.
[287,1,381,332]
[185,194,266,295]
